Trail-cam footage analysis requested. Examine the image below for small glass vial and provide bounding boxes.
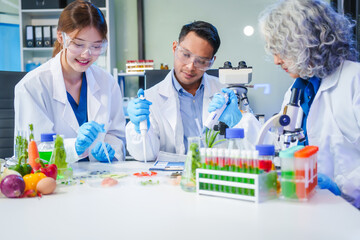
[255,144,275,173]
[38,133,56,163]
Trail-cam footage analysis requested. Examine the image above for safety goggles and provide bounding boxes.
[62,32,108,56]
[175,44,214,71]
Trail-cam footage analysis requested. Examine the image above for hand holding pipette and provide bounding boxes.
[91,140,114,163]
[205,88,242,132]
[127,89,152,162]
[75,121,105,156]
[127,89,152,134]
[139,94,148,163]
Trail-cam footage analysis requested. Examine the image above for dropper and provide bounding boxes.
[139,94,147,163]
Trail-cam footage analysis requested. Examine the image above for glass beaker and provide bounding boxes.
[180,137,201,192]
[49,135,73,181]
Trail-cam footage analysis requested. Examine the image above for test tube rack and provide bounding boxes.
[196,169,278,203]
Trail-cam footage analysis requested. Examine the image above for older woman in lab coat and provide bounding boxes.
[15,1,125,162]
[258,0,360,207]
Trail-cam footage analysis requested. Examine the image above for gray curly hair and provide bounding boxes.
[259,0,357,79]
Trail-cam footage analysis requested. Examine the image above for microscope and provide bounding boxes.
[218,61,253,113]
[212,61,253,135]
[256,87,305,150]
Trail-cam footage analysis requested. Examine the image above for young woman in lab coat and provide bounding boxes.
[256,0,360,207]
[15,1,126,162]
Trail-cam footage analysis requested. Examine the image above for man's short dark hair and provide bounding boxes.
[178,21,221,56]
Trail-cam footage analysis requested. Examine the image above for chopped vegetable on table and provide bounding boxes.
[133,171,157,177]
[101,177,118,187]
[140,180,160,185]
[100,173,128,179]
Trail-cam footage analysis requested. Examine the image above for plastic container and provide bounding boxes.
[279,146,304,199]
[293,146,319,200]
[38,133,56,163]
[256,145,275,173]
[226,128,245,150]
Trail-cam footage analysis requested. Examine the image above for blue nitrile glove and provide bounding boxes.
[318,173,341,196]
[91,142,115,163]
[75,121,105,156]
[208,88,242,128]
[127,88,152,134]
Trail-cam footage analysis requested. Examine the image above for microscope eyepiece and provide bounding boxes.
[238,61,247,68]
[223,61,232,68]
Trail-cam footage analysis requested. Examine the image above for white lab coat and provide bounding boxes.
[14,52,126,161]
[126,69,225,160]
[281,60,360,204]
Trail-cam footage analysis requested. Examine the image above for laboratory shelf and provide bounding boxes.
[19,0,115,73]
[23,47,53,51]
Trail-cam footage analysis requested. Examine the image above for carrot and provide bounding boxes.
[28,140,41,171]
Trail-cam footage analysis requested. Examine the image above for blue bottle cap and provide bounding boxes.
[255,144,275,156]
[225,128,244,139]
[41,133,56,142]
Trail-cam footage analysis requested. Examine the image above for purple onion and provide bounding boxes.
[0,175,25,198]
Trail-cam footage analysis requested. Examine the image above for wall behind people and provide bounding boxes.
[114,0,333,120]
[0,0,20,71]
[142,0,293,120]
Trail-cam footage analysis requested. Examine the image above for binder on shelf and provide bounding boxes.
[34,26,43,47]
[43,26,52,47]
[51,26,58,46]
[66,0,105,7]
[25,25,34,47]
[21,0,67,9]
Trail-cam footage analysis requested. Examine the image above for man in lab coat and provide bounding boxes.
[126,21,228,161]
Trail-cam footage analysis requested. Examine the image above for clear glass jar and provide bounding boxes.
[38,133,56,163]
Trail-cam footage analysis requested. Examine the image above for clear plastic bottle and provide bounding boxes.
[38,133,56,163]
[225,128,246,150]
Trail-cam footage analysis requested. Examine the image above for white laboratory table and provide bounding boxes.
[1,161,359,240]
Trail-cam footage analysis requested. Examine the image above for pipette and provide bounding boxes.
[99,130,111,164]
[139,94,148,163]
[203,93,229,133]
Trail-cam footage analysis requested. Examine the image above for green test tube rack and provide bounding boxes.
[196,168,278,203]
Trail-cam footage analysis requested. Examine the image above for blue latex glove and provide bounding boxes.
[127,89,152,134]
[91,142,115,163]
[208,88,242,128]
[318,173,341,196]
[75,121,105,156]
